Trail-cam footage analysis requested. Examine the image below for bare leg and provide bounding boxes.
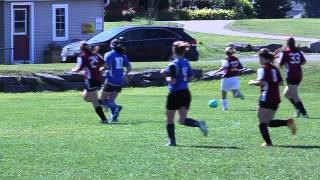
[166,109,176,145]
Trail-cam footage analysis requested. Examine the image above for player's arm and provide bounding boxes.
[249,68,265,86]
[123,57,132,76]
[165,64,177,84]
[300,52,307,65]
[215,60,228,74]
[72,56,84,72]
[279,52,287,68]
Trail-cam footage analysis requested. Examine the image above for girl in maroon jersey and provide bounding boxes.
[72,43,108,124]
[215,47,245,110]
[279,38,308,118]
[249,48,297,147]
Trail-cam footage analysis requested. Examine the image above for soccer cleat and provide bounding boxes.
[222,108,228,111]
[100,119,108,124]
[112,105,123,122]
[287,118,297,135]
[294,110,301,118]
[199,121,208,136]
[164,141,176,147]
[260,142,273,147]
[301,114,309,118]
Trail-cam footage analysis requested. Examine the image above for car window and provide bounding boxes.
[144,29,179,40]
[122,29,145,41]
[87,27,124,43]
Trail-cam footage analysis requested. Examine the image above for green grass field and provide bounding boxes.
[1,61,320,179]
[228,19,320,39]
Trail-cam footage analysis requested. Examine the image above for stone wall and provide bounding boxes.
[0,68,254,93]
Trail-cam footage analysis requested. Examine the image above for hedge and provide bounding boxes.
[157,8,239,21]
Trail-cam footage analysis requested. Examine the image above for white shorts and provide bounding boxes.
[220,76,240,92]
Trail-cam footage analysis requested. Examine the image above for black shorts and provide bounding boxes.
[84,79,102,92]
[166,89,191,110]
[286,78,301,86]
[259,101,279,111]
[103,82,122,93]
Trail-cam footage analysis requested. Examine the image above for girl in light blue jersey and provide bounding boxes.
[101,39,131,123]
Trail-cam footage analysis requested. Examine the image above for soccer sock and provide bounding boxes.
[108,100,118,115]
[296,101,307,115]
[268,120,288,127]
[183,118,200,127]
[166,124,176,144]
[95,106,107,121]
[221,99,228,110]
[259,123,272,145]
[289,98,298,110]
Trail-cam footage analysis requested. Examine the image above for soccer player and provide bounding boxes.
[72,43,108,124]
[101,39,131,123]
[279,37,308,118]
[249,48,297,147]
[162,41,208,146]
[215,47,245,110]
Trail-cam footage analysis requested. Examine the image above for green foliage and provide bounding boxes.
[253,0,292,18]
[188,8,238,20]
[239,0,255,18]
[299,0,320,18]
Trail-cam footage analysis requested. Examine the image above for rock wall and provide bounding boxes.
[0,68,254,93]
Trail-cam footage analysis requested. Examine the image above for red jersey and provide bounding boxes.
[222,56,243,78]
[257,63,283,105]
[76,53,105,82]
[280,48,306,80]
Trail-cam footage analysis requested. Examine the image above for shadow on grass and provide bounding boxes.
[179,145,244,150]
[108,121,162,126]
[231,109,256,112]
[276,145,320,149]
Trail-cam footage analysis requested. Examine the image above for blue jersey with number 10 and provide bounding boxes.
[165,58,193,93]
[104,50,131,86]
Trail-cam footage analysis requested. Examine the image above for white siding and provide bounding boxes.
[3,2,11,64]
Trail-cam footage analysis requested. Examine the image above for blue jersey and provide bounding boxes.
[165,58,193,93]
[104,50,131,86]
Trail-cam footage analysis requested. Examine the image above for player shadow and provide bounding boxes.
[179,145,244,150]
[276,145,320,149]
[231,109,256,112]
[108,121,162,126]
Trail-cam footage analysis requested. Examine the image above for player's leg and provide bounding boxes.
[166,109,176,146]
[231,77,244,100]
[108,91,122,122]
[178,107,208,136]
[221,78,229,110]
[257,107,273,147]
[83,89,108,123]
[288,84,308,117]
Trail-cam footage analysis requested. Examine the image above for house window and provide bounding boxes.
[52,4,69,41]
[14,9,27,35]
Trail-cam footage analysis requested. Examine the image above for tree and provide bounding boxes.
[298,0,320,17]
[253,0,292,18]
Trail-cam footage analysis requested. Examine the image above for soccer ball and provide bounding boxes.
[208,99,218,108]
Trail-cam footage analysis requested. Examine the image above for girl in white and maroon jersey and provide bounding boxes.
[279,38,308,118]
[249,48,297,147]
[72,43,108,124]
[215,47,244,110]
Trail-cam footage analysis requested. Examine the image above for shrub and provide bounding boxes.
[188,8,238,20]
[238,0,255,18]
[157,8,191,21]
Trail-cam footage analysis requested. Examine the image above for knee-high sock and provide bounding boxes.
[269,120,288,127]
[95,106,107,121]
[221,99,228,110]
[296,101,307,115]
[166,124,176,144]
[289,98,298,110]
[259,123,272,144]
[108,100,119,115]
[183,118,200,127]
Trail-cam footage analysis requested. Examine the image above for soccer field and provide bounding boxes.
[0,62,320,179]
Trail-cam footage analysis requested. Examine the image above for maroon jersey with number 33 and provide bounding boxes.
[257,63,283,105]
[280,48,306,80]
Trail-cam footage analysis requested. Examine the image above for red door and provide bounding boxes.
[13,6,30,63]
